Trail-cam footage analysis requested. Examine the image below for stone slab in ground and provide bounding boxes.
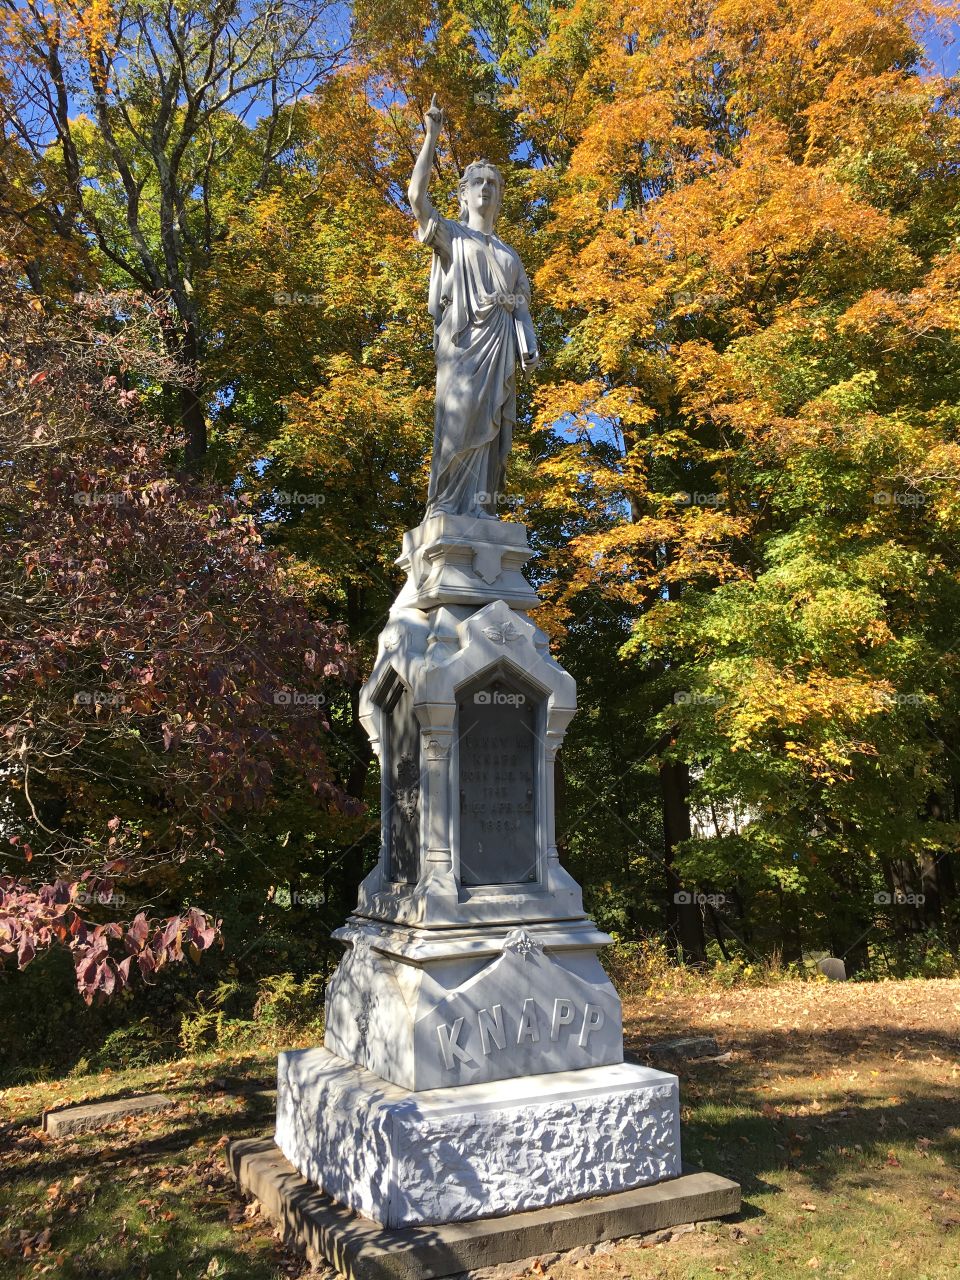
[228,1135,741,1280]
[644,1036,721,1061]
[42,1093,174,1138]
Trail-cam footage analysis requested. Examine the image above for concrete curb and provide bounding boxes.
[42,1093,175,1138]
[227,1135,741,1280]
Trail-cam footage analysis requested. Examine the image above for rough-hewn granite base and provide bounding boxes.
[275,1048,682,1229]
[228,1136,741,1280]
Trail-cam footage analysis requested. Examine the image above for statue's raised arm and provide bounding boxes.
[408,94,444,237]
[409,96,539,521]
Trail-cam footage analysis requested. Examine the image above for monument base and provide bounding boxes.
[275,1047,683,1229]
[228,1136,741,1280]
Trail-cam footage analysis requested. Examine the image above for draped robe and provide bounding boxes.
[418,203,536,518]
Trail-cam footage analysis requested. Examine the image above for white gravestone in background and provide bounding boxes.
[274,96,683,1229]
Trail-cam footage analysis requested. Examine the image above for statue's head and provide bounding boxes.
[458,160,504,225]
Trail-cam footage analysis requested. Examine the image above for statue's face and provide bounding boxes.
[463,166,501,223]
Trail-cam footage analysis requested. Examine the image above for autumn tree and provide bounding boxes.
[0,0,350,458]
[6,0,960,978]
[0,264,360,1000]
[520,0,960,968]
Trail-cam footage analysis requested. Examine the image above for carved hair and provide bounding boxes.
[457,160,504,222]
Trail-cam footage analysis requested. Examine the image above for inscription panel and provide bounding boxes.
[385,680,419,884]
[457,676,537,885]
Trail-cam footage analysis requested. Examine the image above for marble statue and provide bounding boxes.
[408,95,539,519]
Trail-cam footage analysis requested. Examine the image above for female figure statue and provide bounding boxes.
[408,95,539,520]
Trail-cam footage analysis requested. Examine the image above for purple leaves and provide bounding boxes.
[0,875,221,1004]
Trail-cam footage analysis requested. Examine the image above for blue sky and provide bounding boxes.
[921,17,959,76]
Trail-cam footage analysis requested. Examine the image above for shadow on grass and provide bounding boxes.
[2,1053,276,1132]
[0,1098,276,1189]
[628,1020,960,1220]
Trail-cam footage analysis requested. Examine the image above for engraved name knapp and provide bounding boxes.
[435,997,607,1071]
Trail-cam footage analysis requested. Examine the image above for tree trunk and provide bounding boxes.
[660,758,706,963]
[178,320,207,462]
[777,889,804,965]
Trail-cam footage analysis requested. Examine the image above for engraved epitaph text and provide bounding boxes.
[457,675,537,885]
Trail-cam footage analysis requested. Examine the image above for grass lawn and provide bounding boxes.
[1,978,958,1279]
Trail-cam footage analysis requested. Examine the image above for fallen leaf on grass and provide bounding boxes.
[800,1202,817,1212]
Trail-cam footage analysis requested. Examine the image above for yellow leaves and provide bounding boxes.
[720,661,883,764]
[279,355,430,479]
[678,134,901,308]
[785,576,884,640]
[805,65,955,166]
[838,249,960,349]
[535,4,932,385]
[532,379,605,434]
[569,85,717,196]
[74,0,118,54]
[548,503,753,610]
[535,379,656,435]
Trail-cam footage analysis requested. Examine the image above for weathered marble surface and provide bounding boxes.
[275,1048,682,1228]
[323,924,623,1091]
[408,98,539,521]
[356,595,583,930]
[394,514,540,611]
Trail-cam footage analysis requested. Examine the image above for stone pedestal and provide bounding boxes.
[276,1050,681,1229]
[393,513,540,612]
[322,921,622,1091]
[272,515,699,1237]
